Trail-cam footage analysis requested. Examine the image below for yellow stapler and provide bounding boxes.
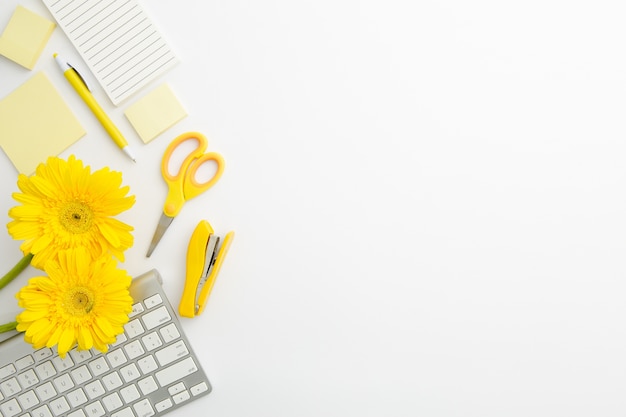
[179,220,234,318]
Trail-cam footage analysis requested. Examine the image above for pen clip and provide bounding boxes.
[68,63,91,92]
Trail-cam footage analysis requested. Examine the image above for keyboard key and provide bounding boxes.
[53,355,75,372]
[123,340,144,360]
[69,350,91,365]
[15,355,34,370]
[155,340,189,366]
[88,357,109,377]
[17,369,39,388]
[102,392,123,412]
[106,348,127,367]
[144,293,162,308]
[137,355,158,374]
[84,400,105,417]
[0,363,16,379]
[36,381,57,401]
[35,360,57,380]
[133,398,155,417]
[159,323,180,343]
[138,376,158,395]
[17,389,39,408]
[155,357,198,387]
[167,382,185,395]
[69,365,91,385]
[85,380,105,400]
[67,387,88,407]
[129,302,145,318]
[102,372,123,391]
[1,397,21,417]
[32,404,53,417]
[173,389,191,404]
[54,373,75,393]
[191,382,209,396]
[33,348,53,362]
[119,384,140,403]
[1,377,21,396]
[124,319,145,338]
[155,398,173,412]
[120,363,141,383]
[111,406,135,417]
[68,409,87,417]
[49,396,70,416]
[111,333,127,347]
[142,306,171,330]
[141,332,163,351]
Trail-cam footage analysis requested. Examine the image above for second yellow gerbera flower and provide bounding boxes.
[7,155,135,269]
[15,248,133,356]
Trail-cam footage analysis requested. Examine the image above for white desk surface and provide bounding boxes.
[2,1,626,415]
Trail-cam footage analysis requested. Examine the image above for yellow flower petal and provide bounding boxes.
[8,156,135,269]
[15,250,133,355]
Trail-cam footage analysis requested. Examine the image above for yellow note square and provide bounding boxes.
[0,6,56,70]
[125,83,187,143]
[0,72,86,175]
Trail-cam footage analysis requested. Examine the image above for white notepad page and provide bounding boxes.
[42,0,178,106]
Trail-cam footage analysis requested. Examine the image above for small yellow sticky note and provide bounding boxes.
[0,72,86,175]
[125,83,187,143]
[0,6,56,70]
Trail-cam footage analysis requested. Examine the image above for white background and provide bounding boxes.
[2,0,626,415]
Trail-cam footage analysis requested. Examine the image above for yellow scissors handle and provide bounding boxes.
[161,132,224,217]
[183,152,225,201]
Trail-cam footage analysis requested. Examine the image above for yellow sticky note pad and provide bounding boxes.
[0,72,86,175]
[0,6,55,70]
[125,84,187,143]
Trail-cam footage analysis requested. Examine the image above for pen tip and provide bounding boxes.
[53,53,58,58]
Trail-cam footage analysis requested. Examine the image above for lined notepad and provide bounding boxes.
[42,0,178,106]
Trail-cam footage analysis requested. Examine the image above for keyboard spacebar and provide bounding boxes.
[155,357,198,387]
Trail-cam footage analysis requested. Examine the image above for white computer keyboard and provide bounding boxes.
[0,269,211,417]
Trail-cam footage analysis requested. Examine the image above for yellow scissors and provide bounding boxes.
[146,131,225,257]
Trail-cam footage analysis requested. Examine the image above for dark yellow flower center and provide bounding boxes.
[59,201,93,234]
[63,287,95,316]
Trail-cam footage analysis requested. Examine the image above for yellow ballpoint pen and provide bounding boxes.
[54,53,136,162]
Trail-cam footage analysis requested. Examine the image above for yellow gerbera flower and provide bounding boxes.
[15,248,133,357]
[7,155,135,269]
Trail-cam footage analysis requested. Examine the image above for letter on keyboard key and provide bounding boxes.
[155,357,198,387]
[50,396,70,416]
[1,398,21,417]
[142,305,171,330]
[85,400,105,417]
[88,357,109,376]
[36,381,57,401]
[17,389,39,408]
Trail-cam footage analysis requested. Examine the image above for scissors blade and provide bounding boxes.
[146,213,175,257]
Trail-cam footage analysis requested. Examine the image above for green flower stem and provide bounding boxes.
[0,253,33,291]
[0,321,17,333]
